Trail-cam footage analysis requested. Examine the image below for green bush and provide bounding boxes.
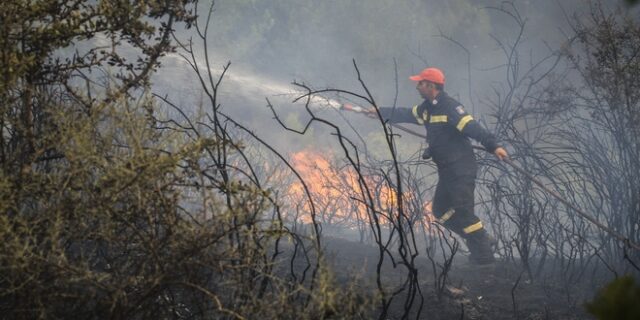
[586,275,640,320]
[0,1,373,318]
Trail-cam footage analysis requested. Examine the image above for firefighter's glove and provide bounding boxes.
[422,146,432,160]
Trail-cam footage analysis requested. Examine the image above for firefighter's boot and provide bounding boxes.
[465,229,496,265]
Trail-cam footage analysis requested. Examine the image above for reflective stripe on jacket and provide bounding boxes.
[379,91,499,174]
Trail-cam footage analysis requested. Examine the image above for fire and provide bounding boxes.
[287,149,434,230]
[288,149,365,227]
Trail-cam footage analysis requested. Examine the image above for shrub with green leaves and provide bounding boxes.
[0,1,373,319]
[586,275,640,320]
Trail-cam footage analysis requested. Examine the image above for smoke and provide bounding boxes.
[151,0,640,162]
[191,0,583,100]
[193,5,582,86]
[146,3,640,314]
[154,0,616,156]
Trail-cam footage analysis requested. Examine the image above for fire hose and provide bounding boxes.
[339,102,640,251]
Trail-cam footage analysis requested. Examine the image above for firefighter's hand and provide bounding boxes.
[494,147,508,161]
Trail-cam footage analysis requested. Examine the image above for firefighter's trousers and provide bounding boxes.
[432,170,494,263]
[432,172,482,234]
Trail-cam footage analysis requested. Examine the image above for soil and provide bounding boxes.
[321,236,593,320]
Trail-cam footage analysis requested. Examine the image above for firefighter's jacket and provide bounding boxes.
[379,91,499,176]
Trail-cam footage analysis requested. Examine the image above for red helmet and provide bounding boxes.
[409,67,445,85]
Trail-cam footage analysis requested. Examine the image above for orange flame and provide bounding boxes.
[287,149,434,229]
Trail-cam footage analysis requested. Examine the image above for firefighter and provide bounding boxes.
[367,67,508,265]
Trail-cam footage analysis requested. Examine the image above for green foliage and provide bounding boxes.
[0,95,371,318]
[0,98,213,318]
[586,275,640,320]
[0,1,374,318]
[0,0,197,177]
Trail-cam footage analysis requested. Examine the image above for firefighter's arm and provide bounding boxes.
[447,105,506,158]
[372,106,423,125]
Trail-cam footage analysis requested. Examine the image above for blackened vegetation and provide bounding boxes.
[266,2,640,319]
[477,0,640,287]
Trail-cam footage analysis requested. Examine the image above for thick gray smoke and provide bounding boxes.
[152,0,633,155]
[149,0,640,247]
